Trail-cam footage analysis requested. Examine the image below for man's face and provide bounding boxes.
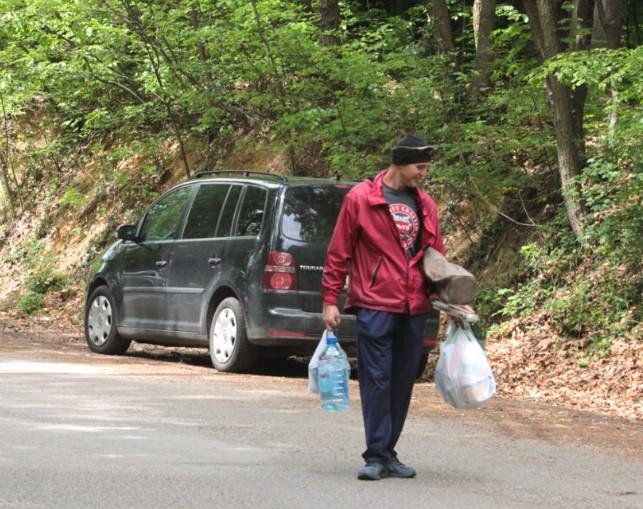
[398,162,429,188]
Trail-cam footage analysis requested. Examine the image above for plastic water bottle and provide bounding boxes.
[318,331,350,413]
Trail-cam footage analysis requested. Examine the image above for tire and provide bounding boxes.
[416,352,429,380]
[84,286,131,355]
[208,297,256,372]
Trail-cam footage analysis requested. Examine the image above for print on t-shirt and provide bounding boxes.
[389,203,419,254]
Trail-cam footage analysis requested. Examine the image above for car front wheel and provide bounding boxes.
[84,286,131,355]
[209,297,256,372]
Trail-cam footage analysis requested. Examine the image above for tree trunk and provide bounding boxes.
[592,2,608,47]
[470,0,496,100]
[430,0,455,53]
[191,9,214,89]
[250,0,298,174]
[0,156,15,219]
[524,0,594,240]
[596,0,626,141]
[570,0,594,159]
[571,0,595,50]
[539,0,585,239]
[121,0,191,178]
[522,1,545,57]
[597,0,626,49]
[627,0,641,47]
[0,94,15,218]
[388,0,414,14]
[320,0,341,46]
[546,76,586,239]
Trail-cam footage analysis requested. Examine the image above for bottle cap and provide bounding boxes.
[326,331,337,344]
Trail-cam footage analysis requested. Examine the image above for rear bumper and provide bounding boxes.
[246,304,440,353]
[246,307,357,346]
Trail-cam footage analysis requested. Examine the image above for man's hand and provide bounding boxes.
[453,304,475,315]
[323,304,341,330]
[431,300,479,325]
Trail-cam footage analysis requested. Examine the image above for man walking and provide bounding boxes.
[321,133,445,480]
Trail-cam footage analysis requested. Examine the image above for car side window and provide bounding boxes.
[216,185,242,237]
[182,184,230,239]
[139,187,192,242]
[236,186,267,237]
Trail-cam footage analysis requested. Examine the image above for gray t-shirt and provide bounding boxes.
[383,184,421,259]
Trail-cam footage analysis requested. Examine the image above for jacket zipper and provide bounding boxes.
[369,258,383,288]
[404,265,410,312]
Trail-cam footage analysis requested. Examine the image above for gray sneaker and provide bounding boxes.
[386,457,416,478]
[357,462,388,481]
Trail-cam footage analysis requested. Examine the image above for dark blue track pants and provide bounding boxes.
[356,308,427,463]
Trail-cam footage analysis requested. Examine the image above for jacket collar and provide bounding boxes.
[367,169,425,207]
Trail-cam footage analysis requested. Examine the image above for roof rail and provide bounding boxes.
[192,169,288,183]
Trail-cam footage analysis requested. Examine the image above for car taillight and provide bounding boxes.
[263,251,297,290]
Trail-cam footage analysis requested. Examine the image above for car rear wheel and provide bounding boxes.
[84,286,131,355]
[209,297,256,372]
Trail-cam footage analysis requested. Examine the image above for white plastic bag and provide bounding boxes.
[434,321,496,409]
[307,330,328,394]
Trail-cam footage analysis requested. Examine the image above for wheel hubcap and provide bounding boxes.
[211,307,237,364]
[87,296,112,347]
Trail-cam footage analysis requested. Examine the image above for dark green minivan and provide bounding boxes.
[84,170,439,373]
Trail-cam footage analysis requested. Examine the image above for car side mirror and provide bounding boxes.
[117,224,138,242]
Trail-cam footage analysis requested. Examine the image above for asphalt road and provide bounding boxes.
[0,344,641,509]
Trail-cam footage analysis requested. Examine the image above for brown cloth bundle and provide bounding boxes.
[422,247,476,305]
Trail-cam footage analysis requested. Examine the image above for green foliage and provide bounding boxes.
[538,47,643,264]
[4,233,68,315]
[582,152,643,263]
[1,1,640,348]
[26,265,69,295]
[35,214,55,239]
[59,188,88,209]
[12,259,69,316]
[17,293,44,315]
[492,232,640,343]
[6,238,44,267]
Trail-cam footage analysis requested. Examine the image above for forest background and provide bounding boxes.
[0,0,640,419]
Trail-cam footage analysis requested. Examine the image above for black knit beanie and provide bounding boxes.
[391,133,434,165]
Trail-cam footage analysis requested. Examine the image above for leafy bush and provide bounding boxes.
[6,239,44,267]
[26,266,69,295]
[17,293,45,315]
[492,232,640,344]
[59,188,88,209]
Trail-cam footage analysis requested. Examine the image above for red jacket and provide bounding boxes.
[321,170,445,315]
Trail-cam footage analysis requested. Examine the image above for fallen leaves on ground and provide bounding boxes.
[486,317,642,421]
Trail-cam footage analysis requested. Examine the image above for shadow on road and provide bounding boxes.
[123,345,361,380]
[124,346,313,379]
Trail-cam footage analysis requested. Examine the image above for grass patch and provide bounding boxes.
[17,293,45,315]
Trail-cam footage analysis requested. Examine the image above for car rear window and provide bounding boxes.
[281,186,350,242]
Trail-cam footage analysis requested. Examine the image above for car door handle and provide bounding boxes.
[155,260,168,269]
[208,257,222,267]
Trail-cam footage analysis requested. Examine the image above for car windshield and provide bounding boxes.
[281,186,350,242]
